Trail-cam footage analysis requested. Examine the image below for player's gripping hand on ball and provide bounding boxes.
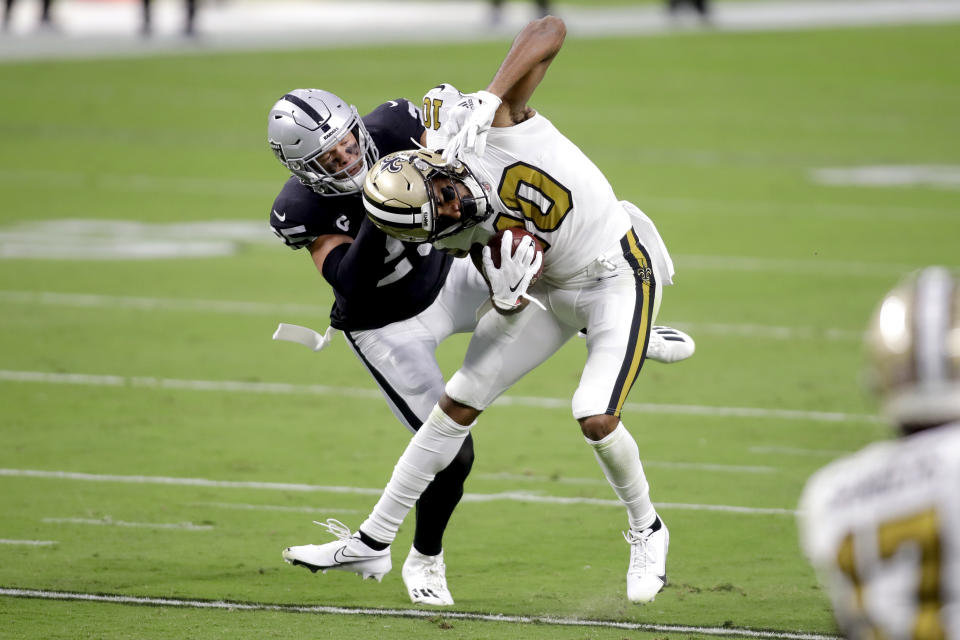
[481,229,543,313]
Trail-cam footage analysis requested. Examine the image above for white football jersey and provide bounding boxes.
[798,422,960,640]
[423,84,632,283]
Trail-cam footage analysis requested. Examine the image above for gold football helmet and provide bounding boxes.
[866,266,960,429]
[362,149,492,243]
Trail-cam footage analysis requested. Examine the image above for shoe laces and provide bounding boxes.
[415,554,449,590]
[624,527,657,572]
[312,518,353,541]
[646,330,665,355]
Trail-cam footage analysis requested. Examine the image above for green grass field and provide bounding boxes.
[1,17,959,639]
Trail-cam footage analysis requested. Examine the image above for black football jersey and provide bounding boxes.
[269,99,453,331]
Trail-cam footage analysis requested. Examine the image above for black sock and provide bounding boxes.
[646,516,662,533]
[412,434,474,556]
[358,529,389,551]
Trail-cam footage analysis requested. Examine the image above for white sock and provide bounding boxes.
[586,422,656,531]
[360,405,473,544]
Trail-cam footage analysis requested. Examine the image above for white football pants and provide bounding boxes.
[342,257,490,431]
[360,230,665,543]
[446,230,662,418]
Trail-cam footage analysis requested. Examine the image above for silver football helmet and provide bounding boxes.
[267,89,377,196]
[362,149,492,243]
[866,266,960,430]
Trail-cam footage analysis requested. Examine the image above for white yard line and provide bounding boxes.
[655,502,796,515]
[0,220,274,260]
[0,170,276,197]
[0,169,276,196]
[42,517,213,531]
[0,587,841,640]
[641,194,960,222]
[189,502,360,515]
[670,321,860,342]
[0,290,320,316]
[0,370,384,401]
[0,290,864,340]
[749,445,853,457]
[1,468,796,516]
[0,369,882,424]
[0,468,382,495]
[811,165,960,190]
[479,459,776,483]
[0,539,57,546]
[494,392,876,423]
[0,166,955,219]
[674,255,934,277]
[462,491,797,515]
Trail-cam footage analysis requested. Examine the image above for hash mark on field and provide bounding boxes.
[3,469,796,516]
[42,517,213,531]
[0,587,842,640]
[0,539,57,546]
[0,370,881,424]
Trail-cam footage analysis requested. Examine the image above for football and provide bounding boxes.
[487,228,545,284]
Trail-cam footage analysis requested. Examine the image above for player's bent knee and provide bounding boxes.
[578,414,619,441]
[445,367,502,414]
[439,393,481,426]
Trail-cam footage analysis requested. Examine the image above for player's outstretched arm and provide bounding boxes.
[488,16,566,126]
[440,17,565,164]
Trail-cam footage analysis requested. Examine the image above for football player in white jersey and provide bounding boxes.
[798,267,960,640]
[268,89,496,606]
[281,16,694,604]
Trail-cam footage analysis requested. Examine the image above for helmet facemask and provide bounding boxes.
[299,121,376,195]
[418,158,491,242]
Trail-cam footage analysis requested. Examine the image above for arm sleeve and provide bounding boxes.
[320,216,386,295]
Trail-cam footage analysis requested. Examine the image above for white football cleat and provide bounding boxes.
[401,547,454,606]
[625,516,669,603]
[646,326,695,363]
[282,519,391,582]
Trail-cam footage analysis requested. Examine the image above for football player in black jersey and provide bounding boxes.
[281,16,697,606]
[268,89,491,605]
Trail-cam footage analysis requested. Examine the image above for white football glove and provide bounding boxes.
[481,230,543,312]
[442,90,501,165]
